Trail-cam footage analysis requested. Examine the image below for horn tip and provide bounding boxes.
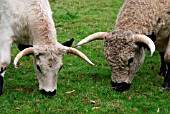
[150,46,155,58]
[91,63,95,66]
[73,45,81,48]
[14,64,18,69]
[13,58,18,69]
[74,43,81,47]
[73,44,78,48]
[84,56,94,66]
[150,52,154,58]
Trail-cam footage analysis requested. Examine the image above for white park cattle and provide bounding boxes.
[0,0,94,96]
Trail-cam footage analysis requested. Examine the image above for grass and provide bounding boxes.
[0,0,170,113]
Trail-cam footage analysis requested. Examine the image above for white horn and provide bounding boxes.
[64,46,94,66]
[133,34,155,57]
[74,32,107,47]
[14,47,34,68]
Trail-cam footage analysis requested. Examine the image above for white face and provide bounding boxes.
[33,46,64,95]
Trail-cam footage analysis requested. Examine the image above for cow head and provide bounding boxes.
[14,42,94,96]
[75,29,155,92]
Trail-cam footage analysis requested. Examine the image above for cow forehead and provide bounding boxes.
[104,30,135,54]
[34,45,65,56]
[104,37,134,56]
[33,46,64,67]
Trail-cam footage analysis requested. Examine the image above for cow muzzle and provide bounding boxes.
[111,81,131,92]
[40,89,56,96]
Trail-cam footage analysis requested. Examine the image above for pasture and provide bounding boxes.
[0,0,170,113]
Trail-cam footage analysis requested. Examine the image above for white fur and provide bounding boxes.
[0,0,93,95]
[0,0,60,93]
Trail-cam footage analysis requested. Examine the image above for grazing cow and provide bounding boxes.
[75,0,170,92]
[0,0,94,96]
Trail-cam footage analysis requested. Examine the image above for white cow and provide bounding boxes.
[0,0,94,96]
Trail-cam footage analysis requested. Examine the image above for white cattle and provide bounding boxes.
[0,0,94,96]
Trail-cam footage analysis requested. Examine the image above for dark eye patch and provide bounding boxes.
[37,65,42,73]
[128,58,134,66]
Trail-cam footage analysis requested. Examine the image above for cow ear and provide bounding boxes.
[62,38,74,47]
[18,44,33,56]
[146,32,156,42]
[18,44,33,51]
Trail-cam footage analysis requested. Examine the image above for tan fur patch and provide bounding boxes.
[1,62,8,67]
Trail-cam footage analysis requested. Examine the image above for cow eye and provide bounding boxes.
[128,58,134,66]
[37,65,42,73]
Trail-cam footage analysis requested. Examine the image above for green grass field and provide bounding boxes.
[0,0,170,113]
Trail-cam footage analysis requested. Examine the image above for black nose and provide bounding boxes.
[111,81,131,92]
[40,89,56,96]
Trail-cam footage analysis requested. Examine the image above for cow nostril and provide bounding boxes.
[111,81,131,92]
[40,89,56,96]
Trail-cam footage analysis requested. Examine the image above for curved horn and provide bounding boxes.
[14,47,34,68]
[74,32,107,47]
[133,34,155,57]
[64,46,94,66]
